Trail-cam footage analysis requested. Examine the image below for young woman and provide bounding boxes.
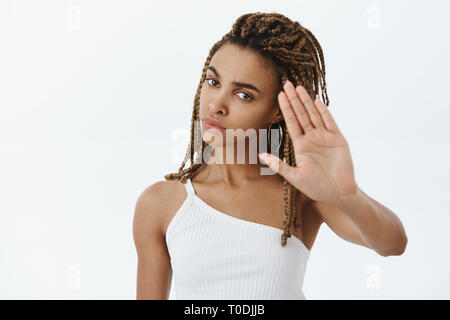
[133,12,408,300]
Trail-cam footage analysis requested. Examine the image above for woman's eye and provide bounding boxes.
[237,92,253,102]
[206,78,253,102]
[206,78,218,86]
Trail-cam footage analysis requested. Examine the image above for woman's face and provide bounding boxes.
[199,43,283,149]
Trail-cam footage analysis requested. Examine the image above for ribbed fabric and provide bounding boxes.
[165,177,310,300]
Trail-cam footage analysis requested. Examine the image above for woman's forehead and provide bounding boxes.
[209,44,279,91]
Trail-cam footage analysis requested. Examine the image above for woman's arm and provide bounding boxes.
[258,82,407,257]
[313,186,408,257]
[133,183,172,299]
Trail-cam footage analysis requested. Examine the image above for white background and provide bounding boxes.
[0,0,449,299]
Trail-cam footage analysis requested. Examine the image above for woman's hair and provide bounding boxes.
[164,12,329,247]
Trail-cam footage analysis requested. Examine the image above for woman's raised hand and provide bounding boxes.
[258,80,358,206]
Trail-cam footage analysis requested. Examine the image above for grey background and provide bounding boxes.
[0,0,449,299]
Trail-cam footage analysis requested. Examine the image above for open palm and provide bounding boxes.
[259,80,358,206]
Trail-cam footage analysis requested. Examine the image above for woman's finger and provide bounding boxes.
[314,99,340,133]
[296,85,325,129]
[278,90,303,140]
[284,80,314,133]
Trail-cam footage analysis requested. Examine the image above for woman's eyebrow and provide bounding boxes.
[207,66,261,93]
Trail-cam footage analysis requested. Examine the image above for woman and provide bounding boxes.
[133,12,408,300]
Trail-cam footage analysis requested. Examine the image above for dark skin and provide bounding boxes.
[133,43,407,299]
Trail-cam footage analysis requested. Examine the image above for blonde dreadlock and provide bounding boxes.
[165,12,329,247]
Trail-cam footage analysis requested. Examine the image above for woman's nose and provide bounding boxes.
[209,94,228,115]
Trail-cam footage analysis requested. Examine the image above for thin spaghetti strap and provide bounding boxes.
[184,178,196,196]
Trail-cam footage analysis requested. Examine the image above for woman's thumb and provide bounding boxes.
[258,153,295,180]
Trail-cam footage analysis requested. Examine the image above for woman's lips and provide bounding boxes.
[202,119,225,131]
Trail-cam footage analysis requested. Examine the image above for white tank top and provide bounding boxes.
[165,177,311,300]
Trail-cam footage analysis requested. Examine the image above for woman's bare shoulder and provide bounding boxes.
[134,179,186,234]
[140,179,184,196]
[137,179,186,210]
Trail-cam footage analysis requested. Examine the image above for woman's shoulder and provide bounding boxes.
[138,179,187,208]
[142,178,183,194]
[134,179,187,233]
